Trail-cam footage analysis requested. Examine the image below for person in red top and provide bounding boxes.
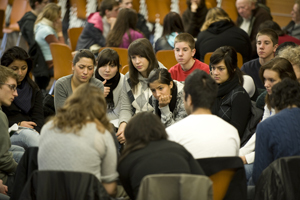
[169,33,209,82]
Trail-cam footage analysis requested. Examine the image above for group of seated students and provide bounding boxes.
[1,0,300,199]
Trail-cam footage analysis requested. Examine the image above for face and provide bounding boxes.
[263,69,281,94]
[174,42,196,66]
[130,55,149,77]
[236,0,253,20]
[291,3,300,23]
[256,35,277,60]
[36,0,48,14]
[98,63,119,80]
[120,0,133,9]
[211,60,230,84]
[149,80,173,100]
[72,57,94,84]
[292,65,300,82]
[8,60,28,83]
[107,5,120,18]
[0,77,18,107]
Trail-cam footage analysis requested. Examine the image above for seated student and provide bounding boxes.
[182,0,208,38]
[116,38,166,144]
[241,28,279,89]
[252,78,300,184]
[169,33,209,82]
[154,12,184,53]
[278,45,300,82]
[166,69,240,159]
[0,66,24,197]
[148,68,187,127]
[39,83,118,197]
[95,48,124,122]
[118,112,204,200]
[106,8,143,48]
[54,50,104,111]
[76,0,119,51]
[283,1,300,40]
[210,46,251,139]
[195,7,252,63]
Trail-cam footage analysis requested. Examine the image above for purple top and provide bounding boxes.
[120,29,144,48]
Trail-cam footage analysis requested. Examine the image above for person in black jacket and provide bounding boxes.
[1,47,44,133]
[195,7,252,63]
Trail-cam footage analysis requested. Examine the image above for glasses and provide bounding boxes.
[0,83,17,92]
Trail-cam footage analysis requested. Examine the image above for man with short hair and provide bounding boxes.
[283,0,300,40]
[18,0,48,48]
[241,28,279,89]
[119,0,150,39]
[169,33,209,82]
[166,69,240,159]
[236,0,272,57]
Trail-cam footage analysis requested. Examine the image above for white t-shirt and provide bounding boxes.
[166,114,240,159]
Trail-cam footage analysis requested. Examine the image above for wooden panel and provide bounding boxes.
[267,0,294,27]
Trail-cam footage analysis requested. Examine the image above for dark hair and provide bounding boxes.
[97,48,121,70]
[162,12,184,37]
[259,57,297,109]
[174,33,195,50]
[99,0,119,17]
[210,46,244,85]
[0,46,39,90]
[258,20,284,36]
[148,68,173,87]
[256,28,279,46]
[128,38,159,93]
[275,42,298,56]
[186,0,205,9]
[30,0,43,9]
[184,69,218,110]
[119,112,168,162]
[106,8,138,47]
[270,78,300,111]
[73,49,96,66]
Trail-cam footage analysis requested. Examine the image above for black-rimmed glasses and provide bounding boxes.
[0,83,17,92]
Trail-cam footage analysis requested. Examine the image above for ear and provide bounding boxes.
[273,44,279,53]
[169,81,173,89]
[186,94,193,107]
[191,48,196,57]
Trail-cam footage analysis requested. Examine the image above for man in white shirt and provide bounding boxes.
[166,69,240,159]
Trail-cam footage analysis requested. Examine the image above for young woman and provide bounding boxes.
[118,112,204,200]
[154,12,184,52]
[210,46,252,139]
[148,68,187,127]
[95,48,124,122]
[106,8,143,48]
[240,57,297,182]
[116,38,166,144]
[39,83,118,197]
[54,49,104,111]
[1,47,40,149]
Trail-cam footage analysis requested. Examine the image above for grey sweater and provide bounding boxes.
[54,74,104,111]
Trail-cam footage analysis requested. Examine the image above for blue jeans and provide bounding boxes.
[244,163,254,185]
[10,129,39,150]
[8,145,24,163]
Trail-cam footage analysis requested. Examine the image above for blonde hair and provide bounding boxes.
[35,3,61,26]
[201,7,231,31]
[52,83,112,134]
[278,45,300,67]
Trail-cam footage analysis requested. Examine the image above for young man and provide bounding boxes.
[18,0,48,48]
[166,69,240,159]
[169,33,209,82]
[76,0,120,50]
[0,66,22,197]
[119,0,150,39]
[241,28,278,89]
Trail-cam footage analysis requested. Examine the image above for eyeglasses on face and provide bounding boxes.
[0,83,17,92]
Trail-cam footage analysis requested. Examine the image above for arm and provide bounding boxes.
[29,89,45,133]
[239,133,256,164]
[54,79,69,112]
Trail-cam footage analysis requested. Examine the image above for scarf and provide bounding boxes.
[95,70,121,110]
[14,80,32,114]
[155,82,178,118]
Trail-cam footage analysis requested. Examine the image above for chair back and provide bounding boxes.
[68,27,84,51]
[136,174,213,200]
[7,0,28,31]
[132,0,140,12]
[99,47,128,67]
[120,65,129,75]
[156,50,177,70]
[50,43,73,80]
[0,0,8,10]
[221,0,238,22]
[145,0,171,25]
[206,0,217,9]
[70,0,87,20]
[204,52,243,68]
[179,0,188,15]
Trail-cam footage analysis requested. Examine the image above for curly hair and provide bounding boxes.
[52,83,112,134]
[278,45,300,77]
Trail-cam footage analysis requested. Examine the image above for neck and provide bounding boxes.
[140,71,148,78]
[31,9,38,16]
[191,107,212,115]
[71,76,81,90]
[259,55,274,65]
[181,58,195,71]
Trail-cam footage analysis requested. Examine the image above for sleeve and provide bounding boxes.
[118,77,133,125]
[54,79,69,112]
[182,8,207,38]
[262,105,271,121]
[30,89,45,133]
[243,75,256,98]
[22,21,35,47]
[252,122,273,184]
[194,34,201,60]
[239,133,256,164]
[230,91,251,138]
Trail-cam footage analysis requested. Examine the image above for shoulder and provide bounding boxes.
[169,63,181,72]
[242,58,260,69]
[174,80,184,93]
[56,75,72,86]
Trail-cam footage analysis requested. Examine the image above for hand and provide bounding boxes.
[191,1,199,12]
[102,80,110,97]
[116,122,127,144]
[240,156,248,164]
[20,121,37,129]
[0,180,8,195]
[53,18,62,33]
[158,95,172,108]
